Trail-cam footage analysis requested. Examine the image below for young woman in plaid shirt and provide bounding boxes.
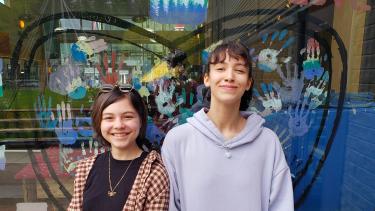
[68,84,169,211]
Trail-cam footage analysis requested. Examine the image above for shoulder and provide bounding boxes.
[163,123,194,147]
[261,128,289,173]
[144,151,169,185]
[262,127,279,141]
[165,123,192,138]
[75,154,99,176]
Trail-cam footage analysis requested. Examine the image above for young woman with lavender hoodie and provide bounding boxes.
[162,41,294,211]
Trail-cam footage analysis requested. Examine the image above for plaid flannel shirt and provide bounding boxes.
[68,150,169,211]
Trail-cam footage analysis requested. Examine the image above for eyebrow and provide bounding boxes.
[102,111,136,115]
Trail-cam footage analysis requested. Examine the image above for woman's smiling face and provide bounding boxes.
[205,51,252,106]
[100,96,141,152]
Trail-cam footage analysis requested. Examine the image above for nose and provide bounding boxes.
[113,118,125,129]
[224,69,235,82]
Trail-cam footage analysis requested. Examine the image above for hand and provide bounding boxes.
[55,101,78,145]
[257,30,295,72]
[75,104,93,137]
[288,98,312,137]
[274,63,304,105]
[290,0,308,6]
[304,79,327,109]
[302,38,324,80]
[48,61,82,96]
[96,52,124,84]
[34,95,58,129]
[253,82,282,115]
[155,79,182,117]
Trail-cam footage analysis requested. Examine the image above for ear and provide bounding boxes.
[246,78,253,91]
[203,73,210,88]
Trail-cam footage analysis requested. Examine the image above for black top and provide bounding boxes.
[83,151,147,211]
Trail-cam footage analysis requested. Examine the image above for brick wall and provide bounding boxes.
[340,108,375,210]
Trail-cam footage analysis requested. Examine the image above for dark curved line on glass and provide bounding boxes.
[27,149,65,211]
[170,9,286,46]
[232,12,346,207]
[294,15,347,208]
[292,33,333,186]
[11,11,174,79]
[25,29,162,77]
[41,148,72,200]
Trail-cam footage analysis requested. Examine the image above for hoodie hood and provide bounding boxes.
[187,108,265,149]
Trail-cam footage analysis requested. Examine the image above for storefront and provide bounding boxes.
[0,0,374,210]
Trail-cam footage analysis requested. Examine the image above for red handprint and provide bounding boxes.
[96,52,125,85]
[290,0,370,11]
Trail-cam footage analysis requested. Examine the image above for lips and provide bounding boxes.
[111,132,130,137]
[219,84,238,90]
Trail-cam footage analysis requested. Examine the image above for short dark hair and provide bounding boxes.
[205,40,254,111]
[91,87,149,149]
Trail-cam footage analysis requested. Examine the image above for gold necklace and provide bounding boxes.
[108,152,135,197]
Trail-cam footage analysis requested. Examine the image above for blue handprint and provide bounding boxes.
[55,101,78,145]
[288,98,312,137]
[34,95,58,129]
[75,104,93,137]
[258,29,295,72]
[68,86,87,100]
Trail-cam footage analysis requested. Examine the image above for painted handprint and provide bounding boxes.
[75,104,93,137]
[155,79,183,117]
[288,98,312,137]
[55,101,78,145]
[257,29,295,72]
[72,36,108,63]
[34,95,58,130]
[290,0,371,12]
[274,63,304,105]
[302,38,324,80]
[48,60,80,95]
[304,80,328,109]
[253,83,282,116]
[96,51,124,84]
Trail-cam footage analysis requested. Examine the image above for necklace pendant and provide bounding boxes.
[108,190,117,197]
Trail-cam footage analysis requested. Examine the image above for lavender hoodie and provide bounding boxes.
[162,108,294,211]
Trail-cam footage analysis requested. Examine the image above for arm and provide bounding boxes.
[269,167,294,211]
[144,163,170,211]
[161,141,181,211]
[269,136,294,211]
[67,161,85,211]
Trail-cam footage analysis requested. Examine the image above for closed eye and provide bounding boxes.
[235,69,246,73]
[102,116,113,120]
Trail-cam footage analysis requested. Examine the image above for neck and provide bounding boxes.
[206,101,246,140]
[111,145,142,160]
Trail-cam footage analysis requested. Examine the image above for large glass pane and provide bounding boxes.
[0,0,374,210]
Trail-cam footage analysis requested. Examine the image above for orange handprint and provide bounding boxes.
[96,52,125,85]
